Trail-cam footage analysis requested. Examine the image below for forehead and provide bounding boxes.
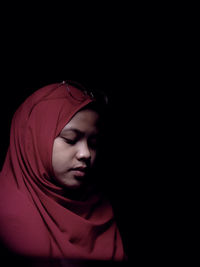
[62,109,100,134]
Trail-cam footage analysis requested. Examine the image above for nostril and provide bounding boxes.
[76,142,91,161]
[78,157,91,167]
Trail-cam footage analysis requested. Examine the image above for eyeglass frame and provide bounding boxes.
[59,80,108,105]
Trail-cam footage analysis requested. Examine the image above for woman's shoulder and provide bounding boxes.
[0,185,37,218]
[0,186,50,256]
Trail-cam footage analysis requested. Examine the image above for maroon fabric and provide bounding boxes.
[0,82,125,261]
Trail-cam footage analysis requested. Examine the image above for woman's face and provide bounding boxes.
[52,109,100,189]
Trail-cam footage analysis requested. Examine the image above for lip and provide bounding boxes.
[71,170,86,177]
[70,166,88,178]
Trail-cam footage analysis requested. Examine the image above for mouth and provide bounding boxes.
[70,166,88,178]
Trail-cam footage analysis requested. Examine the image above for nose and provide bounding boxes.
[76,141,91,162]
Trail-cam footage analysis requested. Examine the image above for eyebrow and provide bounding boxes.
[61,127,99,137]
[61,128,83,135]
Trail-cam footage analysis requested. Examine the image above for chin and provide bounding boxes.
[62,181,83,190]
[55,175,83,189]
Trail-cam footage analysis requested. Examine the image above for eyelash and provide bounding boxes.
[63,138,76,145]
[62,137,99,149]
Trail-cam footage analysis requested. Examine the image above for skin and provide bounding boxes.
[52,108,100,191]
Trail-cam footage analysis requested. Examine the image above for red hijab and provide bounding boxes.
[0,82,125,261]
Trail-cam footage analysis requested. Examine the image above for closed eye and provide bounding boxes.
[62,137,77,145]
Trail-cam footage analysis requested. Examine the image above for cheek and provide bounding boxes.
[52,153,66,173]
[52,140,71,173]
[90,151,97,166]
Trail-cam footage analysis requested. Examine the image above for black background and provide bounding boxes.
[0,49,170,264]
[0,5,183,265]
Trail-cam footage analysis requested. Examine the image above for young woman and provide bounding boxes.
[0,81,126,262]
